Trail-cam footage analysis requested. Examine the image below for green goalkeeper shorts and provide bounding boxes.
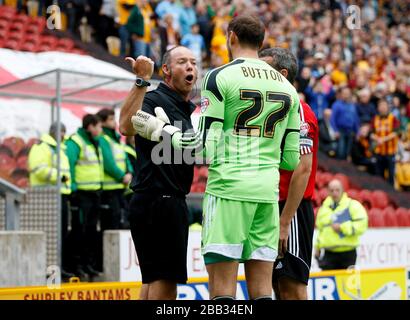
[201,193,279,265]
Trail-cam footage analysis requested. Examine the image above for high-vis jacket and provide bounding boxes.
[28,134,71,195]
[65,128,104,192]
[315,193,368,253]
[100,128,133,191]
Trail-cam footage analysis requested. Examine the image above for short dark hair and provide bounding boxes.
[227,15,265,49]
[162,45,183,66]
[82,114,101,129]
[96,108,115,122]
[259,47,298,83]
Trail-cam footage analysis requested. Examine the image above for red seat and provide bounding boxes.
[318,188,329,204]
[0,27,8,39]
[396,208,410,227]
[0,5,16,15]
[0,18,9,29]
[26,137,40,149]
[2,137,25,157]
[14,14,30,25]
[8,29,24,41]
[371,190,389,209]
[14,177,29,189]
[9,21,25,32]
[3,38,21,50]
[0,10,15,21]
[382,207,398,227]
[21,41,38,52]
[368,208,384,227]
[359,189,372,209]
[26,23,41,34]
[347,189,360,201]
[57,38,75,50]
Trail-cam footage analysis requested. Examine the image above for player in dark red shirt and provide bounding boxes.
[260,48,318,300]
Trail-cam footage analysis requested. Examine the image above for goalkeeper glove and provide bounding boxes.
[131,107,180,142]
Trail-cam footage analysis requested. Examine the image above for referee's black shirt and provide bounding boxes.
[130,82,196,197]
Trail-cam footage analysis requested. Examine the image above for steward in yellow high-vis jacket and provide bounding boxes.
[314,179,368,270]
[97,108,134,231]
[65,114,104,279]
[28,122,74,279]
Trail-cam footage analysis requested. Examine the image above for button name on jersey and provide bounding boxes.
[241,67,283,82]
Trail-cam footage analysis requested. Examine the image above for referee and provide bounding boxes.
[260,48,318,300]
[119,47,198,300]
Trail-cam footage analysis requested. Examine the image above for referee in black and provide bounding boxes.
[119,46,198,300]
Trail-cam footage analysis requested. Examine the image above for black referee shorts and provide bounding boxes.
[273,199,315,285]
[129,192,190,284]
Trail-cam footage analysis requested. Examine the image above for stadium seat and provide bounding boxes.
[0,27,9,39]
[2,137,25,157]
[0,145,14,158]
[3,38,21,50]
[382,207,398,227]
[8,29,24,41]
[26,23,41,34]
[0,10,15,22]
[395,208,410,227]
[359,189,372,209]
[9,21,24,32]
[26,137,40,149]
[16,155,28,170]
[13,177,29,188]
[318,188,328,204]
[347,189,360,201]
[20,40,38,52]
[368,208,384,227]
[371,190,389,209]
[14,14,30,25]
[57,38,75,50]
[0,18,9,29]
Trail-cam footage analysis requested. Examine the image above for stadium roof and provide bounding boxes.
[0,68,155,108]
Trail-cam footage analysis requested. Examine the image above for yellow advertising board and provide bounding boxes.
[0,267,407,300]
[0,281,141,300]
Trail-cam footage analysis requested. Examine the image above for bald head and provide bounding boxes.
[328,179,344,203]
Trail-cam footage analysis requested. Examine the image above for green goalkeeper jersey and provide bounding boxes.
[172,57,300,203]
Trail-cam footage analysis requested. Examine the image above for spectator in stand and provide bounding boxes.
[98,0,117,49]
[319,108,338,157]
[126,1,145,58]
[195,1,212,61]
[158,13,180,57]
[116,0,136,56]
[155,0,180,31]
[304,75,336,121]
[181,24,205,77]
[396,123,410,191]
[356,88,377,124]
[370,99,400,185]
[351,122,377,174]
[179,0,196,37]
[314,179,368,270]
[140,0,155,58]
[330,86,360,160]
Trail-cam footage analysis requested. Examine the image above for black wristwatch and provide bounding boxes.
[135,77,151,87]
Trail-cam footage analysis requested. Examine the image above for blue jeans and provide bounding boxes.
[119,25,130,56]
[336,130,354,160]
[375,155,396,185]
[133,40,150,58]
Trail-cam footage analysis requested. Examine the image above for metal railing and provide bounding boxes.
[0,178,26,230]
